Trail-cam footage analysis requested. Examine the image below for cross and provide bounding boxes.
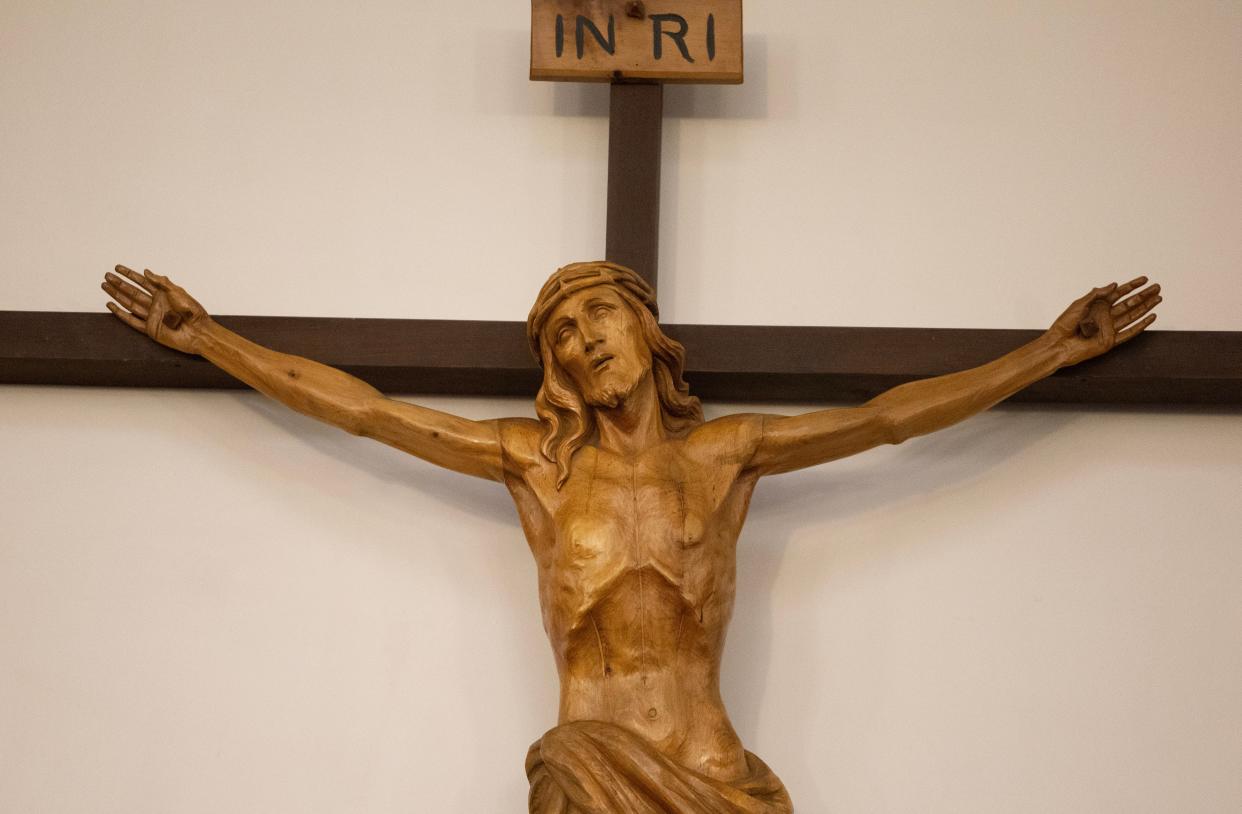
[2,0,1239,404]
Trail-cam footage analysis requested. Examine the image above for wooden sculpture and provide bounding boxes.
[102,261,1159,813]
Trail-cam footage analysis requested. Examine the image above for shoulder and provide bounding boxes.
[496,417,547,472]
[683,413,766,467]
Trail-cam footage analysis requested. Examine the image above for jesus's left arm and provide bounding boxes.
[737,277,1160,477]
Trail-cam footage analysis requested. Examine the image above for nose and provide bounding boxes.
[582,326,604,353]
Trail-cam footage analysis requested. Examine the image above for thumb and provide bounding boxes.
[143,269,172,291]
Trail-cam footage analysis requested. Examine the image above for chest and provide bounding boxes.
[546,446,748,578]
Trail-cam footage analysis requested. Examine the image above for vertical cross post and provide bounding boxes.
[605,83,664,291]
[531,0,742,292]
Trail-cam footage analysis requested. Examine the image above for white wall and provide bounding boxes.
[2,2,1240,812]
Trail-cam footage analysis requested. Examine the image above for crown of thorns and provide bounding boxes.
[526,261,659,362]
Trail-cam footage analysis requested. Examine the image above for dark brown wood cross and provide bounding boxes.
[2,1,1239,404]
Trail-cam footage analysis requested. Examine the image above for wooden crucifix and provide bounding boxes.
[0,2,1237,811]
[20,2,1218,810]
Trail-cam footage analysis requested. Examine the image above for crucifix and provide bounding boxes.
[0,1,1238,811]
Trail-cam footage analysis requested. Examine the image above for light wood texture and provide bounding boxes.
[531,0,743,84]
[101,261,1160,811]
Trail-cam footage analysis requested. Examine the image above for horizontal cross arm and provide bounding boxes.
[2,312,1239,405]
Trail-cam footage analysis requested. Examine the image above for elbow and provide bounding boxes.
[875,407,909,446]
[340,397,378,437]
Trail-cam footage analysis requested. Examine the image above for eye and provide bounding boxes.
[556,325,574,344]
[591,304,612,319]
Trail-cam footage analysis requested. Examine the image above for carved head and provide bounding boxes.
[527,261,702,487]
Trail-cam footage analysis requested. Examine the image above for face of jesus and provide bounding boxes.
[544,285,653,409]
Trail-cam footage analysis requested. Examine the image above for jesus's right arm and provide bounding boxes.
[102,265,534,482]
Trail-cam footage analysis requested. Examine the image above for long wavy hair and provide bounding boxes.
[527,262,702,488]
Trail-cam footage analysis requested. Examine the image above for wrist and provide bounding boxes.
[1036,330,1073,370]
[192,316,225,355]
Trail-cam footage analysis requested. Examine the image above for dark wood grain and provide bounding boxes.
[4,311,1239,404]
[606,82,663,291]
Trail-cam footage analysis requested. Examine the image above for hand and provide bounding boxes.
[102,265,211,355]
[1047,276,1161,366]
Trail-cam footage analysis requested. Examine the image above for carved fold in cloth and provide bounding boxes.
[526,721,793,813]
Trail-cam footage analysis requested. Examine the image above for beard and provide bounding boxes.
[582,363,647,409]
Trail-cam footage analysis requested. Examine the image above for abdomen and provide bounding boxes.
[556,568,748,780]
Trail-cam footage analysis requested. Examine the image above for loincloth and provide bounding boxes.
[526,721,793,813]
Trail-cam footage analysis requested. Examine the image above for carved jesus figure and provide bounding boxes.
[102,261,1160,812]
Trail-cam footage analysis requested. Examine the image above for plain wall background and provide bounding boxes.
[2,2,1240,812]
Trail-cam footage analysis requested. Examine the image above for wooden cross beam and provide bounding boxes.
[2,1,1240,405]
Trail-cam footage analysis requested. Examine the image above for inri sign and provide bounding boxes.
[530,0,743,84]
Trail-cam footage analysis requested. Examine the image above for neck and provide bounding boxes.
[593,371,665,457]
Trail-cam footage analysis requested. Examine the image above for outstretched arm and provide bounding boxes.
[102,265,515,482]
[748,277,1161,476]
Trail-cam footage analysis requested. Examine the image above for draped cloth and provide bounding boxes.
[526,721,794,813]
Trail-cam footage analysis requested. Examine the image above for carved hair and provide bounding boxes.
[527,261,703,488]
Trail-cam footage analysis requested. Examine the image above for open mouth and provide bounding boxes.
[591,354,614,371]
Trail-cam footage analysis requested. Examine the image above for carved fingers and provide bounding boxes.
[102,269,152,317]
[1111,281,1161,345]
[1111,282,1160,321]
[102,265,158,333]
[1107,276,1148,305]
[105,301,146,331]
[1116,312,1157,344]
[113,264,160,294]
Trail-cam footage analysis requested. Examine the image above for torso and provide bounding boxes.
[501,415,763,781]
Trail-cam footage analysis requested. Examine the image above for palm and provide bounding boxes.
[101,265,208,354]
[1050,276,1161,365]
